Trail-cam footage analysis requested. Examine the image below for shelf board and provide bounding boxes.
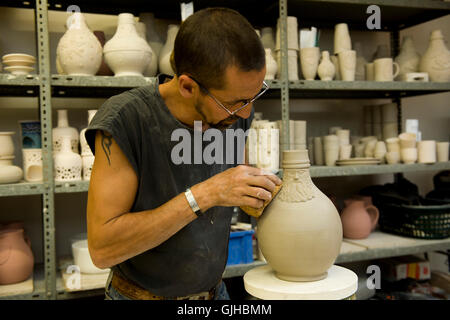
[54,180,90,193]
[0,73,40,97]
[0,181,44,197]
[310,162,450,178]
[288,80,450,99]
[288,0,450,31]
[223,231,450,278]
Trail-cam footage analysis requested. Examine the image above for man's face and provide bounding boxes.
[195,65,266,130]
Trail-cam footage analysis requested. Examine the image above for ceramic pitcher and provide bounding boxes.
[0,228,34,285]
[340,199,379,239]
[257,150,342,282]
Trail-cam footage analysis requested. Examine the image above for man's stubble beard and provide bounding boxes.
[194,102,239,131]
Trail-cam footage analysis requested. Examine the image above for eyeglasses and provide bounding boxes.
[189,76,269,116]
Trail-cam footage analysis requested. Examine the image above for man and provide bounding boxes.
[85,7,281,300]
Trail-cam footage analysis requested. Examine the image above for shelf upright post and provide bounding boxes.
[390,28,403,184]
[35,0,57,300]
[279,0,290,150]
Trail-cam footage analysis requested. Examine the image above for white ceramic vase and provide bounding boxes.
[159,24,179,76]
[300,47,320,80]
[334,23,351,55]
[80,110,97,156]
[82,155,95,181]
[56,12,102,76]
[257,150,342,281]
[419,30,450,82]
[0,164,23,184]
[53,110,79,154]
[104,13,152,77]
[136,22,158,77]
[54,136,82,182]
[0,132,15,157]
[265,49,277,80]
[138,13,165,60]
[395,36,421,80]
[317,51,335,81]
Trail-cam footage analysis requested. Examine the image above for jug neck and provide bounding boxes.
[57,110,69,128]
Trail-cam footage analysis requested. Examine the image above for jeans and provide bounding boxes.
[104,272,230,300]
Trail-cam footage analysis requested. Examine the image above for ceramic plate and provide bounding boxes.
[336,160,381,166]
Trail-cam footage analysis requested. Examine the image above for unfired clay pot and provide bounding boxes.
[56,12,102,76]
[419,30,450,82]
[0,228,34,285]
[340,199,379,239]
[257,149,342,282]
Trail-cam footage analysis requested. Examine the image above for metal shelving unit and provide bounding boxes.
[0,0,449,299]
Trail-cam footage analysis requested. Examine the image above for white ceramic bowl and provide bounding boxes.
[2,59,35,67]
[71,239,110,274]
[2,53,36,63]
[399,132,416,149]
[4,66,34,75]
[401,148,417,164]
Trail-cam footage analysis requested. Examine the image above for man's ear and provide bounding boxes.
[178,75,197,99]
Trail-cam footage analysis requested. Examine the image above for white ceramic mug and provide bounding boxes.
[436,142,449,162]
[417,140,436,164]
[374,58,400,81]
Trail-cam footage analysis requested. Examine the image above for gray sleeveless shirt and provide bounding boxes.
[85,75,254,296]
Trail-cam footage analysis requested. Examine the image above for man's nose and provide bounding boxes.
[236,103,253,119]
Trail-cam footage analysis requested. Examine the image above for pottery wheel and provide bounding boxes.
[244,265,357,300]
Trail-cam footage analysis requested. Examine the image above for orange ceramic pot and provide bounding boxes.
[340,199,379,239]
[0,228,34,285]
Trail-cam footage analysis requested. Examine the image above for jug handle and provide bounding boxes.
[24,234,32,248]
[366,205,380,231]
[0,245,12,266]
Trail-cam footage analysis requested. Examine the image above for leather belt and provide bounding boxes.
[111,272,217,300]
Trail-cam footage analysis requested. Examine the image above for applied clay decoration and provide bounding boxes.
[257,150,342,282]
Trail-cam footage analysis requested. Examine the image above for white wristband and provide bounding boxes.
[185,188,201,216]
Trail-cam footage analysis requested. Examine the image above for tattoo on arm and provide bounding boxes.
[101,131,113,165]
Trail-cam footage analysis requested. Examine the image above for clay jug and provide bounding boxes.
[0,228,34,285]
[159,24,179,76]
[257,150,342,282]
[340,199,379,239]
[419,30,450,82]
[104,13,152,77]
[264,49,277,80]
[56,12,102,76]
[52,109,79,153]
[394,36,421,80]
[318,50,336,81]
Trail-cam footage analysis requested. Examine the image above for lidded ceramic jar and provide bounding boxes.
[0,228,34,285]
[419,29,450,82]
[56,12,102,76]
[257,149,342,282]
[104,13,153,77]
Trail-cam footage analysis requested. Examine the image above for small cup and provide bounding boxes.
[386,151,400,164]
[386,137,400,153]
[338,50,356,81]
[436,142,449,162]
[417,140,437,164]
[374,58,400,81]
[300,47,320,80]
[399,132,417,149]
[339,144,353,160]
[325,147,339,166]
[401,148,418,164]
[365,63,374,81]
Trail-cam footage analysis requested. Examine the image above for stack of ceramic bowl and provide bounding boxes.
[381,103,398,140]
[276,16,299,81]
[336,129,352,160]
[385,137,401,164]
[2,54,36,75]
[0,132,23,184]
[399,132,417,164]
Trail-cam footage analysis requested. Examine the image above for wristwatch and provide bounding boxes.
[185,188,202,216]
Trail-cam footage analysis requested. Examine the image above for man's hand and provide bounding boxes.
[194,165,282,211]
